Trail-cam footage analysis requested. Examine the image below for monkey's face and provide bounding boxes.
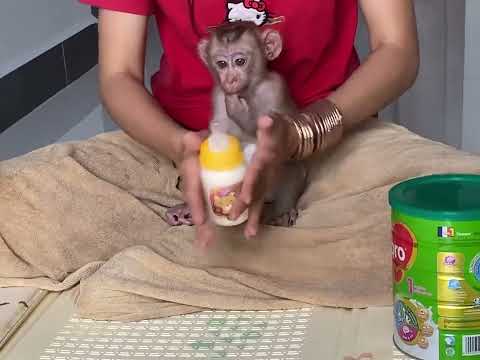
[208,35,262,95]
[212,51,252,95]
[198,24,282,95]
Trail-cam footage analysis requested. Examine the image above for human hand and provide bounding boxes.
[176,130,216,247]
[229,113,297,238]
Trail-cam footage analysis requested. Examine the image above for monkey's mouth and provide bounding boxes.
[224,84,247,95]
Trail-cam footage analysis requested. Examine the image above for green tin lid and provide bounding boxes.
[388,174,480,220]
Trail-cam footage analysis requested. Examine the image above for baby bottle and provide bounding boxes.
[199,131,248,226]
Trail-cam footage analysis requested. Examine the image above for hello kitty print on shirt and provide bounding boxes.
[226,0,284,26]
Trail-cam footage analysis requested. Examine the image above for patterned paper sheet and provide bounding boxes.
[1,289,416,360]
[35,307,415,360]
[39,308,313,360]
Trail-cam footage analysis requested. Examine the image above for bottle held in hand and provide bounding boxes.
[199,132,248,226]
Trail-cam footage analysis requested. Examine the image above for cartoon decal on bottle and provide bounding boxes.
[210,182,243,217]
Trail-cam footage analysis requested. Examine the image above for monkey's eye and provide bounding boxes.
[235,58,246,66]
[216,61,228,69]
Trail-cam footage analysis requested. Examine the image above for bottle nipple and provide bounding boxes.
[208,132,229,153]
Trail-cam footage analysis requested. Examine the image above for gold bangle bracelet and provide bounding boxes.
[297,114,309,159]
[289,115,303,160]
[289,99,344,160]
[298,113,314,158]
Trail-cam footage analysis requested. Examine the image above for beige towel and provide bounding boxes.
[1,120,480,321]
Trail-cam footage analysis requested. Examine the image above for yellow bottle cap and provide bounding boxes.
[200,133,245,171]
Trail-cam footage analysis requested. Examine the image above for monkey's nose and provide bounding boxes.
[226,77,238,86]
[225,79,239,93]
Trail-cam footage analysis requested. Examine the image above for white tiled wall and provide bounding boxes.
[462,0,480,154]
[0,0,94,78]
[0,18,162,162]
[0,67,103,161]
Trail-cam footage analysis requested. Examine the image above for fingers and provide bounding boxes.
[237,155,265,208]
[195,221,217,248]
[235,115,275,207]
[229,115,278,223]
[180,131,221,248]
[182,163,205,225]
[244,165,275,239]
[180,132,207,225]
[197,129,210,140]
[229,163,265,220]
[257,115,274,134]
[260,113,292,161]
[182,131,204,153]
[257,115,278,149]
[244,196,265,239]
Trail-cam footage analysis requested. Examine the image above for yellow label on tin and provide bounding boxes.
[438,316,480,330]
[437,252,465,274]
[437,252,480,328]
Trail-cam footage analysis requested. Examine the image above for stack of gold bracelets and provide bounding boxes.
[288,99,344,161]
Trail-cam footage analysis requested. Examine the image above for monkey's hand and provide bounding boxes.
[225,94,252,133]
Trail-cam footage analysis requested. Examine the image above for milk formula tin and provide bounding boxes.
[389,174,480,359]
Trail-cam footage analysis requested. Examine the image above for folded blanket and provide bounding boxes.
[1,120,479,321]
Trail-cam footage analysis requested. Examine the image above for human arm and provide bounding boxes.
[96,9,187,163]
[97,9,212,239]
[313,0,420,131]
[230,0,419,238]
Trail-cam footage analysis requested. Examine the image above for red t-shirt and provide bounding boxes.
[80,0,360,131]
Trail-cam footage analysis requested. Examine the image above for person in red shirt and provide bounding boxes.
[79,0,419,245]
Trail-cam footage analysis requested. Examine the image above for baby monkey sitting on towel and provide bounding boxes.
[166,21,307,228]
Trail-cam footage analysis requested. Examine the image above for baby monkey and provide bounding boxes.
[166,21,307,227]
[198,21,297,144]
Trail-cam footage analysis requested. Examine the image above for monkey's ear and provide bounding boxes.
[197,38,210,65]
[261,29,283,61]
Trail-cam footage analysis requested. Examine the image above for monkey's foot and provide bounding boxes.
[265,208,299,227]
[165,204,193,226]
